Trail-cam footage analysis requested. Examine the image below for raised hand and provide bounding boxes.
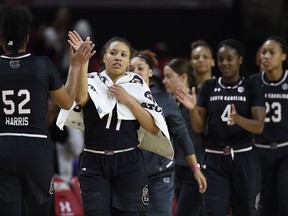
[68,30,90,52]
[67,29,96,68]
[69,41,96,68]
[175,86,197,111]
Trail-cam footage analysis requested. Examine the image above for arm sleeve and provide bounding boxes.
[164,93,195,156]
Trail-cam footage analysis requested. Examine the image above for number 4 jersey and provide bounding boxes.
[197,77,265,148]
[0,53,63,137]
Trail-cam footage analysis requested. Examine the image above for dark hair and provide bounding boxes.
[0,4,33,54]
[166,58,195,88]
[131,49,163,89]
[217,39,245,58]
[191,40,213,55]
[131,49,159,69]
[264,35,288,70]
[217,39,248,77]
[101,36,134,63]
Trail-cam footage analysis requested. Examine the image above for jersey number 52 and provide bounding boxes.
[2,89,31,115]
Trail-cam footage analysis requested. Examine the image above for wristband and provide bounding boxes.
[191,163,200,172]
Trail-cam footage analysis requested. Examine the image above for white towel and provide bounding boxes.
[56,71,174,160]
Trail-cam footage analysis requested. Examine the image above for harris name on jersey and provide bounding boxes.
[5,116,29,126]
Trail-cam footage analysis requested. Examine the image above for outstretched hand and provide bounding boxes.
[68,30,96,67]
[68,30,91,52]
[175,86,197,111]
[69,41,96,67]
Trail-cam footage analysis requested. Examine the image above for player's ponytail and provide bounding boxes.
[0,4,33,54]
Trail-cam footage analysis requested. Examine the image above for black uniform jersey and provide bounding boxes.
[0,54,63,136]
[198,77,265,148]
[251,70,288,143]
[82,98,140,150]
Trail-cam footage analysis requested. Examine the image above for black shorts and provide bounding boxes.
[0,136,54,204]
[78,147,147,212]
[255,145,288,216]
[203,149,261,216]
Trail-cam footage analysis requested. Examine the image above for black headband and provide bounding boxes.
[136,54,153,69]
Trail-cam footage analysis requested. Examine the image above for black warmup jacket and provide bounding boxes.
[142,83,196,177]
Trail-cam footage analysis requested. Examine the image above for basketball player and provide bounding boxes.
[0,4,95,215]
[251,36,288,216]
[176,39,266,216]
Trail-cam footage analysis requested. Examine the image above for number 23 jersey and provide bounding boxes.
[251,71,288,142]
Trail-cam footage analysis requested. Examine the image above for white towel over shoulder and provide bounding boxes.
[56,71,174,159]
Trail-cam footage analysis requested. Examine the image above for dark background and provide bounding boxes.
[6,0,288,73]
